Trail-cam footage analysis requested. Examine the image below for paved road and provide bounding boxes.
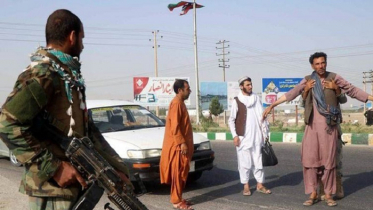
[0,141,372,210]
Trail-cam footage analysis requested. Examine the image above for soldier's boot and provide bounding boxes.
[336,175,344,199]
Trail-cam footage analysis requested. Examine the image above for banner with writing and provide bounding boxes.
[227,82,240,110]
[133,77,190,106]
[262,78,303,107]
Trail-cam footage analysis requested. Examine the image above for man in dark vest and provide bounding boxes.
[364,107,373,126]
[263,52,373,207]
[228,76,271,196]
[299,80,347,200]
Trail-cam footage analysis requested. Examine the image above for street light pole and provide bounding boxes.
[154,31,159,116]
[151,30,161,116]
[193,0,200,124]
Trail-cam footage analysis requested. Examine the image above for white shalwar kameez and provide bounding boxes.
[228,92,269,184]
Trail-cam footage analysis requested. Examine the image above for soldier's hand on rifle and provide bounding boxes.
[53,161,87,189]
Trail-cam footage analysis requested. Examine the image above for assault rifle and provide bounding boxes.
[32,115,149,210]
[68,136,148,210]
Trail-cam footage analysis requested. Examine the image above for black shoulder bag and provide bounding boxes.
[262,138,278,167]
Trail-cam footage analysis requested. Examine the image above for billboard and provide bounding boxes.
[200,82,228,111]
[133,77,190,106]
[262,78,303,107]
[227,82,263,110]
[227,82,240,110]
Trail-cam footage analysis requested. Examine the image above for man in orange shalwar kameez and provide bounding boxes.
[160,79,194,210]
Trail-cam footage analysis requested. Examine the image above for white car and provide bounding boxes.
[87,100,215,182]
[0,137,21,166]
[0,100,215,183]
[0,108,22,166]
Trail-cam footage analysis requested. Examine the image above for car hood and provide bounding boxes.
[102,127,209,150]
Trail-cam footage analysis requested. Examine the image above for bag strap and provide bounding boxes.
[40,110,84,138]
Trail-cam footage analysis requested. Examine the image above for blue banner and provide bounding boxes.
[262,78,303,107]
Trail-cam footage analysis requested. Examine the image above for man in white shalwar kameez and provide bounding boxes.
[228,76,272,196]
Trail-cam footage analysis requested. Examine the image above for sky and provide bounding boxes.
[1,0,373,109]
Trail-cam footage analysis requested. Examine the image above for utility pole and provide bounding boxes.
[363,72,366,119]
[193,0,201,124]
[150,30,162,116]
[216,40,230,81]
[370,70,373,95]
[363,70,373,124]
[216,40,230,124]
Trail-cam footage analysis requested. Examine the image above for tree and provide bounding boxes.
[159,108,167,116]
[209,96,224,122]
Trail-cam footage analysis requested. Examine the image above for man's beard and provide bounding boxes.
[243,88,252,95]
[69,42,81,59]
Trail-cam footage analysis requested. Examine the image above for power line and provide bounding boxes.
[0,21,371,87]
[2,22,373,57]
[2,21,373,55]
[0,21,150,32]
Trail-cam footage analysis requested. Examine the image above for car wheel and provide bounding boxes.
[188,171,203,182]
[9,151,22,167]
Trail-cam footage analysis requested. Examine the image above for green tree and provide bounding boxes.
[159,108,167,116]
[209,96,224,122]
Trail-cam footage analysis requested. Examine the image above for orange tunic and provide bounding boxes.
[159,96,194,204]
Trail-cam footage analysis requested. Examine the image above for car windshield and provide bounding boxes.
[89,105,165,133]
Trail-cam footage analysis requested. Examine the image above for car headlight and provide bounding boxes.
[197,141,211,150]
[127,149,162,159]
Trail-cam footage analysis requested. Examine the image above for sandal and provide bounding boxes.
[325,198,337,207]
[303,197,318,206]
[256,186,272,194]
[182,199,193,205]
[243,190,251,196]
[173,201,194,210]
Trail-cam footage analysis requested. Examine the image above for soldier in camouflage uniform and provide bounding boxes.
[300,79,345,201]
[0,9,131,210]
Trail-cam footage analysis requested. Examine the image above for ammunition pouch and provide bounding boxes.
[4,78,47,124]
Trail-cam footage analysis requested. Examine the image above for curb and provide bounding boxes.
[196,132,373,146]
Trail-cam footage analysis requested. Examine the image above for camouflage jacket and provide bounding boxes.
[0,48,129,198]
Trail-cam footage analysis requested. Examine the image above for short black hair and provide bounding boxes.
[239,77,252,86]
[173,79,188,94]
[46,9,82,46]
[309,52,327,64]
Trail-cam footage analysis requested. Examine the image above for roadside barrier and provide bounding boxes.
[196,132,373,146]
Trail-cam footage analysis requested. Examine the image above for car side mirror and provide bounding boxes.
[161,119,166,124]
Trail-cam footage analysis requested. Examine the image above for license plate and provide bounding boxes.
[189,161,195,172]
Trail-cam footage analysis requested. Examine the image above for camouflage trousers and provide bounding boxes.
[29,195,78,210]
